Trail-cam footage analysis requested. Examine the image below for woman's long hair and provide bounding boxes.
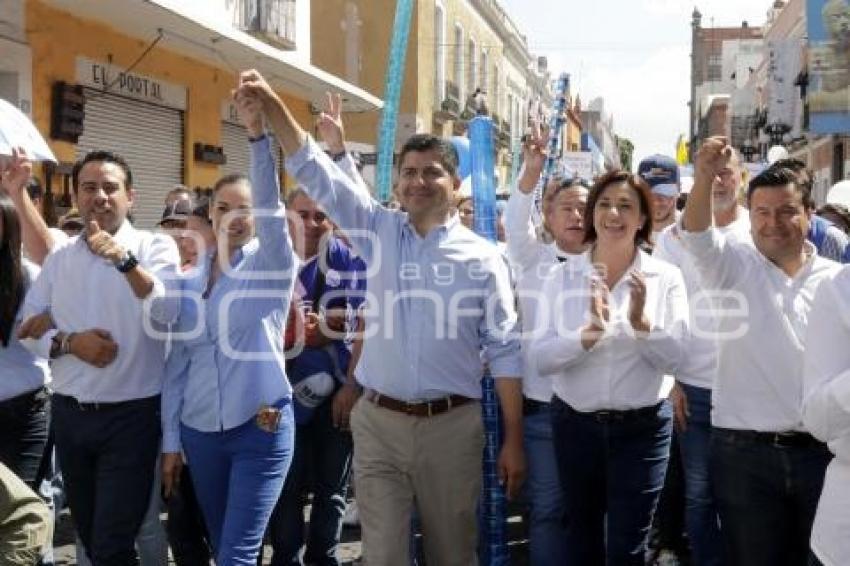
[0,193,25,347]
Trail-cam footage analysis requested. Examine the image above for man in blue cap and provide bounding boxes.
[638,154,681,244]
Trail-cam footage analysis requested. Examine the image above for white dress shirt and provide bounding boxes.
[653,210,751,389]
[22,221,180,402]
[803,266,850,566]
[504,189,585,402]
[680,226,840,431]
[532,249,689,411]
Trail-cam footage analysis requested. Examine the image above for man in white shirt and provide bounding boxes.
[504,128,588,565]
[653,148,751,566]
[19,150,180,565]
[681,137,840,566]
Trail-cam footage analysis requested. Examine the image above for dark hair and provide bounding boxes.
[0,194,25,347]
[583,170,654,245]
[747,166,814,209]
[212,173,250,200]
[397,134,459,178]
[72,150,133,192]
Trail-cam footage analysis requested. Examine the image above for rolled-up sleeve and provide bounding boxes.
[803,271,850,444]
[480,254,523,379]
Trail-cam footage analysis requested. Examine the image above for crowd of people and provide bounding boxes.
[1,68,850,566]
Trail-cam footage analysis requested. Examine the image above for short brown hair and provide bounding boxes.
[583,170,654,245]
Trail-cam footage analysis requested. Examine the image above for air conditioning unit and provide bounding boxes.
[239,0,296,50]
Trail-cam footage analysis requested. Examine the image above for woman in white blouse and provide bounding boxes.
[531,170,689,565]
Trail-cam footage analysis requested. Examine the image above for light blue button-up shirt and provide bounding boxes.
[285,138,521,402]
[1,260,49,401]
[162,136,296,452]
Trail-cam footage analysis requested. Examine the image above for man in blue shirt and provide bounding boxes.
[240,70,525,566]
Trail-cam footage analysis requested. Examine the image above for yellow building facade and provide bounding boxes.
[16,0,380,228]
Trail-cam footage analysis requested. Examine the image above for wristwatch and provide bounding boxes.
[115,250,139,273]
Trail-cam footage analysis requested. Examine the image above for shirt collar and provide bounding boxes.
[403,212,460,241]
[577,247,659,277]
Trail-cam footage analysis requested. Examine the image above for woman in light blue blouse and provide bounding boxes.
[161,79,297,565]
[0,191,50,490]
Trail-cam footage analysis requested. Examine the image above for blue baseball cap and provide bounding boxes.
[638,154,680,197]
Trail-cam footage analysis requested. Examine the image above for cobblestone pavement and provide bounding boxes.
[52,505,530,565]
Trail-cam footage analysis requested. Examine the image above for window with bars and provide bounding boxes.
[454,23,464,103]
[434,4,446,103]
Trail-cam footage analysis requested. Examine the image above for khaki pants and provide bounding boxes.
[0,463,52,566]
[350,397,484,566]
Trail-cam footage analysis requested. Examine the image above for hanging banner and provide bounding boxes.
[765,39,801,134]
[807,0,850,134]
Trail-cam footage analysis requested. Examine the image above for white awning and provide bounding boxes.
[40,0,383,113]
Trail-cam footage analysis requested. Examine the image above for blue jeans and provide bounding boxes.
[711,428,832,566]
[551,398,672,566]
[182,400,294,566]
[267,398,353,566]
[522,402,568,566]
[678,384,722,566]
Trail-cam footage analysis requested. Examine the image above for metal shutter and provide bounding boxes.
[76,89,184,230]
[221,121,252,178]
[221,121,283,179]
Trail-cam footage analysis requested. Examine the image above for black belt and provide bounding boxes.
[559,398,663,424]
[53,393,159,412]
[523,397,550,416]
[713,427,825,449]
[0,386,48,409]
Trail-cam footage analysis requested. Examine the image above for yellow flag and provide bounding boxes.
[676,135,689,165]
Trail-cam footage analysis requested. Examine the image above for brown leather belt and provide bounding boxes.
[364,389,473,417]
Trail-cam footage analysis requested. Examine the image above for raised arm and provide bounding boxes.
[679,137,746,290]
[238,71,380,255]
[505,126,548,271]
[1,149,54,265]
[232,82,295,273]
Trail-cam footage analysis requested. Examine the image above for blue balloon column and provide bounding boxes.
[375,0,414,203]
[469,118,497,241]
[468,116,508,566]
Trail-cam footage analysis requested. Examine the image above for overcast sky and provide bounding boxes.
[499,0,772,167]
